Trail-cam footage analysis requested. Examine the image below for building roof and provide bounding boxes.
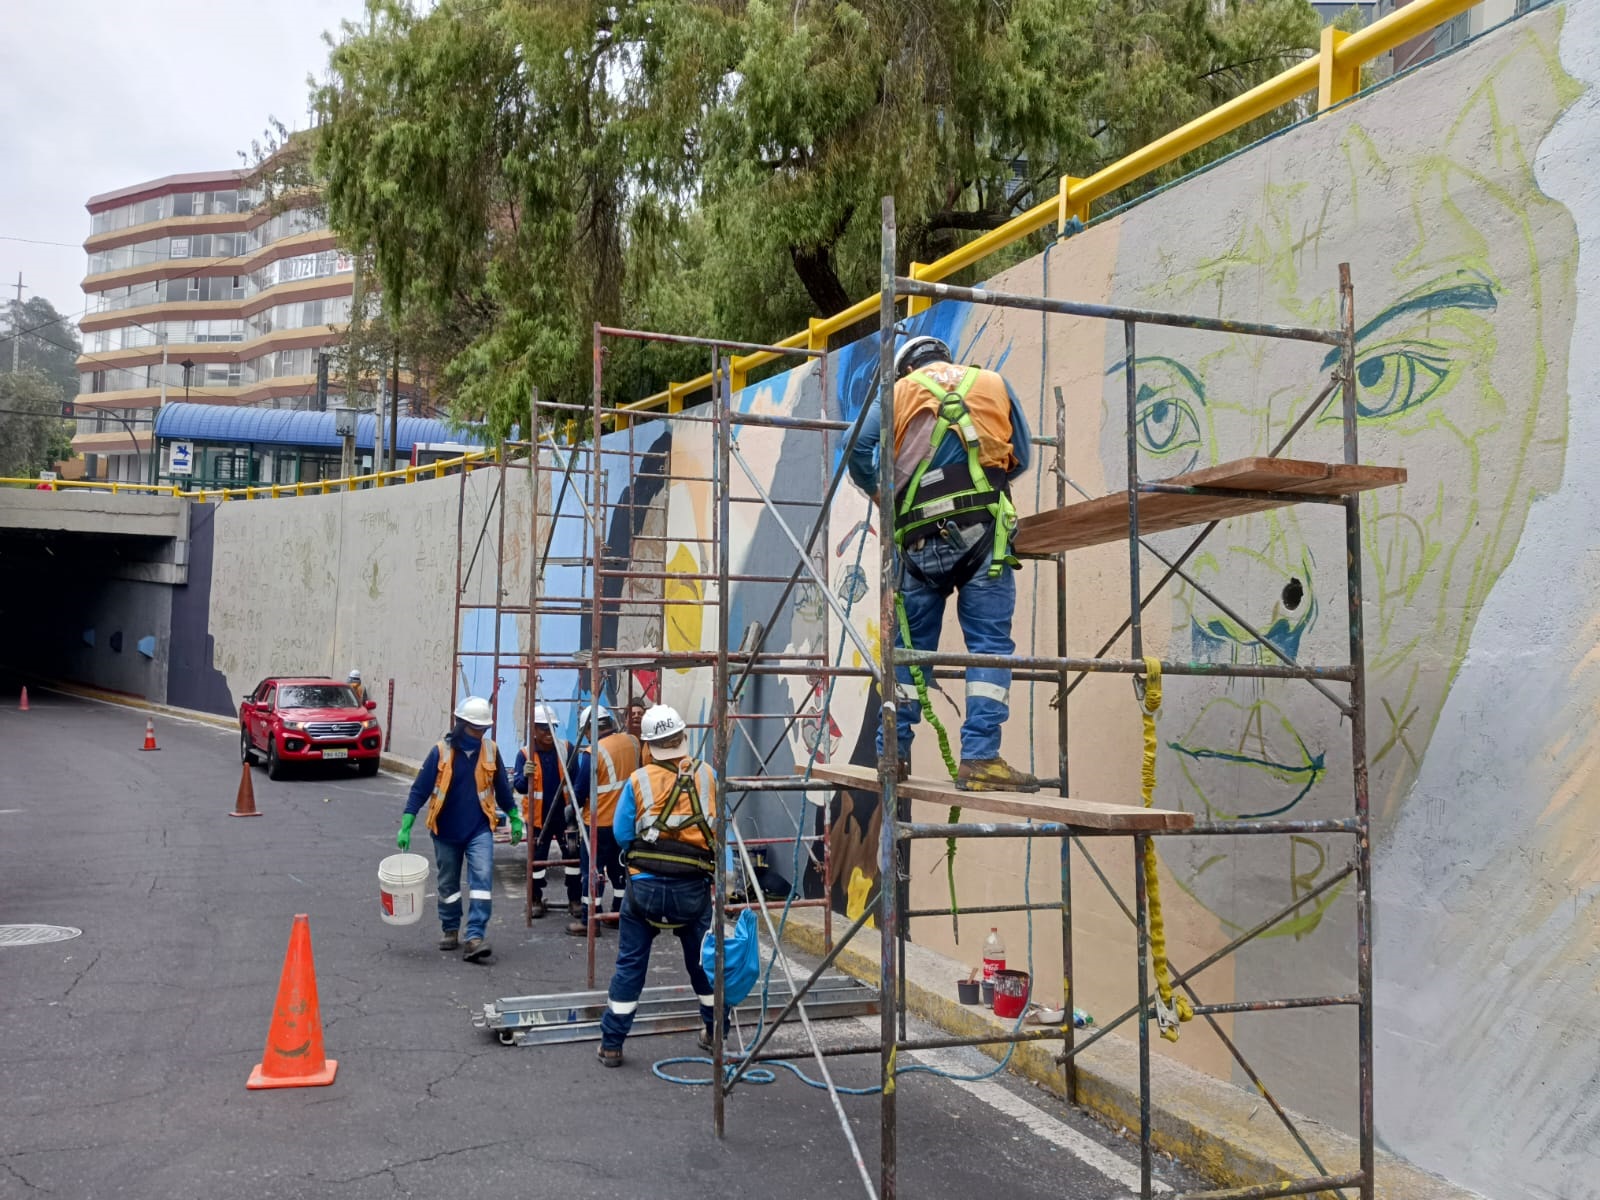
[87,170,251,212]
[153,402,483,453]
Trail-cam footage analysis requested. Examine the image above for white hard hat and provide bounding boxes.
[453,696,492,727]
[578,704,614,730]
[640,705,687,757]
[347,668,361,680]
[532,703,558,727]
[893,334,952,380]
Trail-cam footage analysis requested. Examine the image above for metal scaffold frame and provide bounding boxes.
[450,193,1380,1200]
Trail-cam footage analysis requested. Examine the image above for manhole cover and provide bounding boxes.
[0,924,82,947]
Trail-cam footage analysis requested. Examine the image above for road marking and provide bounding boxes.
[855,1016,1165,1195]
[0,809,23,815]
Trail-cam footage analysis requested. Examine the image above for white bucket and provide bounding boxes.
[378,853,430,927]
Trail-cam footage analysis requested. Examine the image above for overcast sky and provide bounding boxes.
[0,0,369,336]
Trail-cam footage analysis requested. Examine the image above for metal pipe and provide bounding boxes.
[1177,1173,1366,1200]
[899,649,1354,682]
[1135,833,1152,1198]
[897,278,1343,346]
[1186,994,1361,1016]
[712,351,733,1140]
[597,324,826,359]
[899,818,1359,839]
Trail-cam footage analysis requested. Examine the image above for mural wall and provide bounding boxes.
[175,3,1599,1195]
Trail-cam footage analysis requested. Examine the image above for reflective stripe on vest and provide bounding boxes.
[424,737,500,836]
[583,732,641,826]
[628,760,717,876]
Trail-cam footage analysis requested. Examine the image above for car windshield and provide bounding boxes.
[278,685,359,710]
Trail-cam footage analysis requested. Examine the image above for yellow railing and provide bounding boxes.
[0,447,498,504]
[619,0,1480,416]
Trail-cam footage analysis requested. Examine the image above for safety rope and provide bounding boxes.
[1138,656,1192,1043]
[894,587,963,942]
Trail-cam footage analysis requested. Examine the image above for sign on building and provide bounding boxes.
[169,440,194,476]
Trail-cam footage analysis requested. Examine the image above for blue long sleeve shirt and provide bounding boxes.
[847,372,1032,499]
[404,734,516,844]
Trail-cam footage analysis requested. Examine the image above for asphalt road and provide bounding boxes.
[0,687,1202,1200]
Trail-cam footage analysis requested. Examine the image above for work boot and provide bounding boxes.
[696,1028,716,1054]
[597,1045,624,1068]
[568,900,584,920]
[462,938,492,962]
[956,758,1039,794]
[567,917,599,937]
[529,898,548,920]
[438,930,459,951]
[896,761,910,784]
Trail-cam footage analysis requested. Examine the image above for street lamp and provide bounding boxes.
[181,358,195,400]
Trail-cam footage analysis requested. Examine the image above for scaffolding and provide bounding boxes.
[456,192,1394,1200]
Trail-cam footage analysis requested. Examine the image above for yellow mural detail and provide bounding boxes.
[846,866,876,930]
[663,543,704,669]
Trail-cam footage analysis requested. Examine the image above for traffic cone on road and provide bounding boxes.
[139,718,159,751]
[230,761,262,818]
[18,687,28,711]
[247,914,338,1090]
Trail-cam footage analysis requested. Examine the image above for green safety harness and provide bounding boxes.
[890,365,1021,943]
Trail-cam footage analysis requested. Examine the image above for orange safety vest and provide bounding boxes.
[582,732,641,827]
[518,743,570,828]
[350,682,366,705]
[424,737,501,836]
[892,362,1019,473]
[625,759,718,877]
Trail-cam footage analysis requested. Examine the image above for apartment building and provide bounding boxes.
[76,169,356,483]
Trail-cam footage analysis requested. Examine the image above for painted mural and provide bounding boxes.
[191,3,1600,1195]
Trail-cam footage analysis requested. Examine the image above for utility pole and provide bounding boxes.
[389,345,400,473]
[10,272,26,373]
[152,332,168,485]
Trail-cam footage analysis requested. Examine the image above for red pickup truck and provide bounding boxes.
[240,676,383,780]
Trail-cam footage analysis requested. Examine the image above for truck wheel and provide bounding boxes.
[266,740,286,781]
[240,729,255,765]
[357,757,379,778]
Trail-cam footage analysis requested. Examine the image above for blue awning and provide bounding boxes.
[152,401,484,453]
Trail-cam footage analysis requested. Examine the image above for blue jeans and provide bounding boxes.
[883,521,1016,762]
[433,828,494,941]
[600,875,714,1050]
[578,825,627,913]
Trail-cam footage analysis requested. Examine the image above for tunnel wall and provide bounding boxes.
[160,3,1600,1193]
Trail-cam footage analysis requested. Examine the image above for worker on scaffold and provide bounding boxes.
[567,703,641,936]
[513,703,578,920]
[597,704,722,1067]
[847,333,1037,792]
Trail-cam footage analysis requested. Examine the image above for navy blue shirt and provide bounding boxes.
[404,734,515,844]
[512,745,563,808]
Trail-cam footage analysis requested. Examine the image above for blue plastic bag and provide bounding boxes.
[701,908,760,1007]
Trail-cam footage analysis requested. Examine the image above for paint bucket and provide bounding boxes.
[957,978,981,1005]
[980,980,995,1007]
[377,853,430,927]
[992,969,1031,1019]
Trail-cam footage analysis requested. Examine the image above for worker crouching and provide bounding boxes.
[396,696,522,962]
[597,705,720,1067]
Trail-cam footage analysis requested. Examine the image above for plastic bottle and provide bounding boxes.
[981,927,1006,1007]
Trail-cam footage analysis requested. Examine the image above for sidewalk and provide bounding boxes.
[782,909,1479,1200]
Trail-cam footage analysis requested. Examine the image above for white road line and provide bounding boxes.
[855,1016,1165,1195]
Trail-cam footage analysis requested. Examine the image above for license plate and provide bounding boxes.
[320,748,349,759]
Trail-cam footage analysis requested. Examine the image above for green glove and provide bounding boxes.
[508,811,524,846]
[397,813,415,851]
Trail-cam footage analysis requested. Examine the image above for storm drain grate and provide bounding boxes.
[0,924,82,947]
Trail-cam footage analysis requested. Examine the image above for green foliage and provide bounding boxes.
[4,296,81,402]
[0,370,72,478]
[311,0,1321,437]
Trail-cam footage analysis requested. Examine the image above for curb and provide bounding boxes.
[780,910,1476,1200]
[36,679,423,779]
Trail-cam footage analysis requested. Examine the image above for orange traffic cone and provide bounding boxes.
[230,761,262,818]
[19,686,29,711]
[247,914,338,1090]
[139,718,159,752]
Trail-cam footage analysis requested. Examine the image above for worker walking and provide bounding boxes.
[396,696,522,961]
[513,704,578,920]
[597,705,720,1067]
[347,668,365,706]
[847,334,1037,792]
[568,704,641,936]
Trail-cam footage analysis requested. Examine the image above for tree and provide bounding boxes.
[3,296,81,401]
[0,371,72,478]
[310,0,1322,437]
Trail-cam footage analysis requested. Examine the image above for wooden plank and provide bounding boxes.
[1012,457,1405,556]
[810,763,1194,832]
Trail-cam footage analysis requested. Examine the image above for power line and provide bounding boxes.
[0,234,82,249]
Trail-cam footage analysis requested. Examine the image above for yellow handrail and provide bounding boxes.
[620,0,1483,417]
